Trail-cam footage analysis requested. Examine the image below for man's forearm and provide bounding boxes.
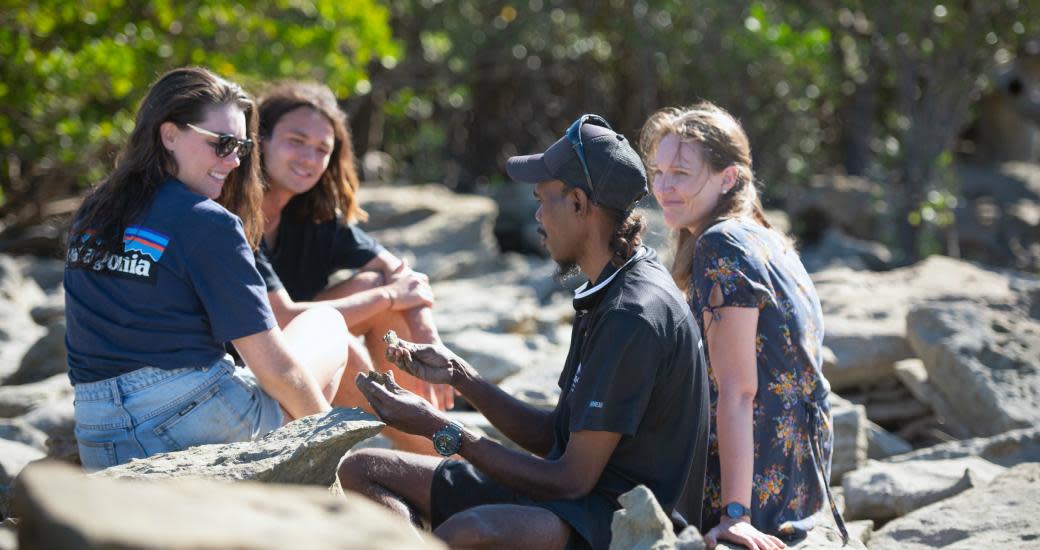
[453,368,555,456]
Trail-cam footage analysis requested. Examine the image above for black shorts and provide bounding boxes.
[430,459,618,550]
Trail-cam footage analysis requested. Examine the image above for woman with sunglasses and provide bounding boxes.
[254,81,452,454]
[65,67,349,471]
[640,103,844,549]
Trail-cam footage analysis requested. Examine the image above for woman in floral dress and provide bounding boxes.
[640,103,845,549]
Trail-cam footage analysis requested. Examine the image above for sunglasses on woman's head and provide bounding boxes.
[185,123,254,159]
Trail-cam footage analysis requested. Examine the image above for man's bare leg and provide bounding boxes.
[337,448,441,524]
[435,504,571,550]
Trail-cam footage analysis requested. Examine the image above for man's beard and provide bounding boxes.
[553,260,580,283]
[539,225,580,283]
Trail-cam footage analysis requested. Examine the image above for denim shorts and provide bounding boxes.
[73,356,284,472]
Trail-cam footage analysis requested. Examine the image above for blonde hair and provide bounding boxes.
[639,101,775,293]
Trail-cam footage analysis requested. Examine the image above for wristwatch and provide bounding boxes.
[724,502,751,519]
[432,421,464,456]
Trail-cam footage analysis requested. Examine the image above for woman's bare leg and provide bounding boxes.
[281,306,349,402]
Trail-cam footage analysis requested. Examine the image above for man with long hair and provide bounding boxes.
[253,81,451,454]
[338,115,709,549]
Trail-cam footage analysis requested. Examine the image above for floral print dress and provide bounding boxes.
[690,218,839,539]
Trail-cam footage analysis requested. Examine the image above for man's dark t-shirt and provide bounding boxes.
[546,246,710,544]
[259,215,385,300]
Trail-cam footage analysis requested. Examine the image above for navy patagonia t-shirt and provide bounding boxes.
[64,179,276,384]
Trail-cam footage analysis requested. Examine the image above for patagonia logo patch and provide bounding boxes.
[123,225,169,261]
[589,400,604,409]
[67,226,169,284]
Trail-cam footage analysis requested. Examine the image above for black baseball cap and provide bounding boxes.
[506,114,648,213]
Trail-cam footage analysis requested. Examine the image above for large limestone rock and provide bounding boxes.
[813,255,1031,391]
[906,299,1040,437]
[14,461,445,549]
[0,374,72,419]
[361,183,499,281]
[441,330,537,385]
[609,484,705,550]
[868,463,1040,550]
[842,457,1006,521]
[96,408,382,486]
[430,276,541,336]
[891,359,970,439]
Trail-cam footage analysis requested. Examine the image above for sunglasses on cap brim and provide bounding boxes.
[564,114,612,195]
[185,123,254,159]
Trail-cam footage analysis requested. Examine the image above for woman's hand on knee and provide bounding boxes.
[386,271,434,310]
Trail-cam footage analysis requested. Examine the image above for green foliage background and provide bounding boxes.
[0,0,396,217]
[1,0,1038,261]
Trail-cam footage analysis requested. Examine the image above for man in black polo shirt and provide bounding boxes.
[339,114,709,549]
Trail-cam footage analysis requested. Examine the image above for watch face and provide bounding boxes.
[433,427,461,456]
[725,502,749,519]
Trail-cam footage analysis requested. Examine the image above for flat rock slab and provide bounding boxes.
[842,457,1005,521]
[96,407,383,486]
[907,299,1040,437]
[886,426,1040,466]
[868,463,1040,550]
[14,461,445,549]
[812,255,1030,391]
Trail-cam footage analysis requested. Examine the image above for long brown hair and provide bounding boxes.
[257,81,366,223]
[640,102,775,293]
[69,67,264,251]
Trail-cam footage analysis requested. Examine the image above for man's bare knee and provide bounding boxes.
[336,449,375,492]
[434,509,500,549]
[336,448,396,491]
[434,505,570,550]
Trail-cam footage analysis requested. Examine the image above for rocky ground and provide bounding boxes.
[0,182,1038,549]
